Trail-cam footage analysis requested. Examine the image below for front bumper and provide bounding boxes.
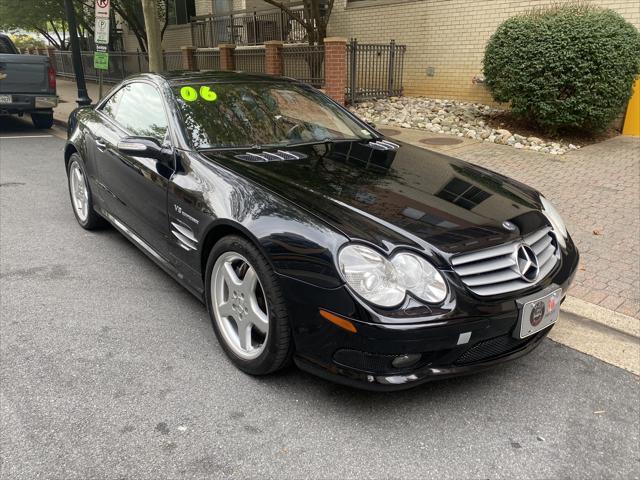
[279,235,579,391]
[294,327,550,391]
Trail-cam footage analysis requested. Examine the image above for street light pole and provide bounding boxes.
[64,0,92,106]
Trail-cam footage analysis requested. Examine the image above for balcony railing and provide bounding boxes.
[191,3,311,48]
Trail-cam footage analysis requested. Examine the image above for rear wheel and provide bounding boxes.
[205,235,293,375]
[67,153,106,230]
[31,111,54,129]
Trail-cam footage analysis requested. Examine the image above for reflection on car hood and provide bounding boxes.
[202,140,547,257]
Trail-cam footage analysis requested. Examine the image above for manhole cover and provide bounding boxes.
[419,137,464,146]
[378,128,401,136]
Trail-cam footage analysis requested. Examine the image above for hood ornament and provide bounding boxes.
[512,244,540,282]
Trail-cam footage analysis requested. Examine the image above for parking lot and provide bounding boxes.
[1,117,639,479]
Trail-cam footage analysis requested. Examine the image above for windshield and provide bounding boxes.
[172,82,372,149]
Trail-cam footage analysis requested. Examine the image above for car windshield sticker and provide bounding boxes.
[180,86,198,102]
[180,86,218,102]
[199,86,217,101]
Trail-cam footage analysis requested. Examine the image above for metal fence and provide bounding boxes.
[347,39,406,102]
[191,4,308,48]
[194,48,220,70]
[53,51,181,82]
[283,44,324,88]
[163,51,183,72]
[50,40,406,100]
[234,46,265,73]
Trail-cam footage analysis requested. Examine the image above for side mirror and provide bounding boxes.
[117,136,172,165]
[366,121,377,129]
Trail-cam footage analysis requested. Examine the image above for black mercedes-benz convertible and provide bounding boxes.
[65,71,578,390]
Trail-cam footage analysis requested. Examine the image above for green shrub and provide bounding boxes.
[483,4,640,133]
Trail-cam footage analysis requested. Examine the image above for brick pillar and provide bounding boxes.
[27,47,36,55]
[219,44,236,71]
[264,41,284,76]
[323,37,347,105]
[181,46,197,71]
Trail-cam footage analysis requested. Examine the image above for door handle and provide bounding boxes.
[95,137,107,151]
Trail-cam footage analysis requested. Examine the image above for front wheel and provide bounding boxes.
[205,235,293,375]
[67,153,106,230]
[31,111,54,129]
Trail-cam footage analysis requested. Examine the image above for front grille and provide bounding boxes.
[451,226,560,296]
[454,333,539,365]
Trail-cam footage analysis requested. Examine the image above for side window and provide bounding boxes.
[114,83,169,141]
[100,88,124,120]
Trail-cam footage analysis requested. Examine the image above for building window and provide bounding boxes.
[436,178,491,210]
[168,0,196,25]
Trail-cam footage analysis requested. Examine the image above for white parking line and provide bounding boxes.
[0,135,54,139]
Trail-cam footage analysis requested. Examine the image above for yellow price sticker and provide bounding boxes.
[180,85,218,102]
[199,86,217,102]
[180,86,198,102]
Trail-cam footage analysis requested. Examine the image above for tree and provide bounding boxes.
[0,0,70,49]
[141,0,164,71]
[111,0,172,53]
[260,0,334,45]
[9,33,46,50]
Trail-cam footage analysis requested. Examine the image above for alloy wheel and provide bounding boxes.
[69,161,89,222]
[211,252,269,360]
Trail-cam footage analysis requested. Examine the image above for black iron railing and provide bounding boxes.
[194,48,221,70]
[191,4,309,47]
[51,50,184,82]
[51,40,406,100]
[234,46,265,73]
[347,39,406,102]
[283,44,324,88]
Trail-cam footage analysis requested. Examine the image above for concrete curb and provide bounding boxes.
[561,295,639,338]
[54,117,68,128]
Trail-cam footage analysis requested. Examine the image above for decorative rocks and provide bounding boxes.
[350,97,582,155]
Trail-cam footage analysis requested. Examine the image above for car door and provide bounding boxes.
[94,81,173,257]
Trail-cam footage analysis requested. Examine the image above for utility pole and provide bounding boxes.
[141,0,164,72]
[64,0,92,105]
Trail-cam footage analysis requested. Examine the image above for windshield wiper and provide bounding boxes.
[198,138,362,152]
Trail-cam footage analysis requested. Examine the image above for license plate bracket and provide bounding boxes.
[515,285,562,339]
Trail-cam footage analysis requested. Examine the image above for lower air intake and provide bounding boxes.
[454,332,544,365]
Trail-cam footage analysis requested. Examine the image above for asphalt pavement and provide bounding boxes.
[1,116,639,480]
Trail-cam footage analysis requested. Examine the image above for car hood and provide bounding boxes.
[202,140,547,259]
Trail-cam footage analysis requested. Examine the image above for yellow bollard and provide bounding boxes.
[622,78,640,136]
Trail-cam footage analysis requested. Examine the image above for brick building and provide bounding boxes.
[119,0,640,103]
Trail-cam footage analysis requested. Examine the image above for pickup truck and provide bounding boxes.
[0,33,57,129]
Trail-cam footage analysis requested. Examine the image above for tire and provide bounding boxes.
[66,153,106,230]
[31,111,54,129]
[205,235,293,375]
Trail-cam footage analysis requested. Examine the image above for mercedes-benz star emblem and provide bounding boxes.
[502,220,517,231]
[512,244,539,282]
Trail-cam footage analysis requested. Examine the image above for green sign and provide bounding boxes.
[94,52,109,70]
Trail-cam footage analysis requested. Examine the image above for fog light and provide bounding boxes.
[391,353,421,368]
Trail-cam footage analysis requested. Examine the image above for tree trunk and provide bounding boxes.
[141,0,163,72]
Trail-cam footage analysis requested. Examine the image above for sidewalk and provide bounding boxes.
[53,78,112,126]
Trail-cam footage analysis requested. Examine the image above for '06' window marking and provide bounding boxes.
[180,86,218,102]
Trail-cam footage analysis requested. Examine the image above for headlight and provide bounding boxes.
[338,245,447,307]
[540,196,568,248]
